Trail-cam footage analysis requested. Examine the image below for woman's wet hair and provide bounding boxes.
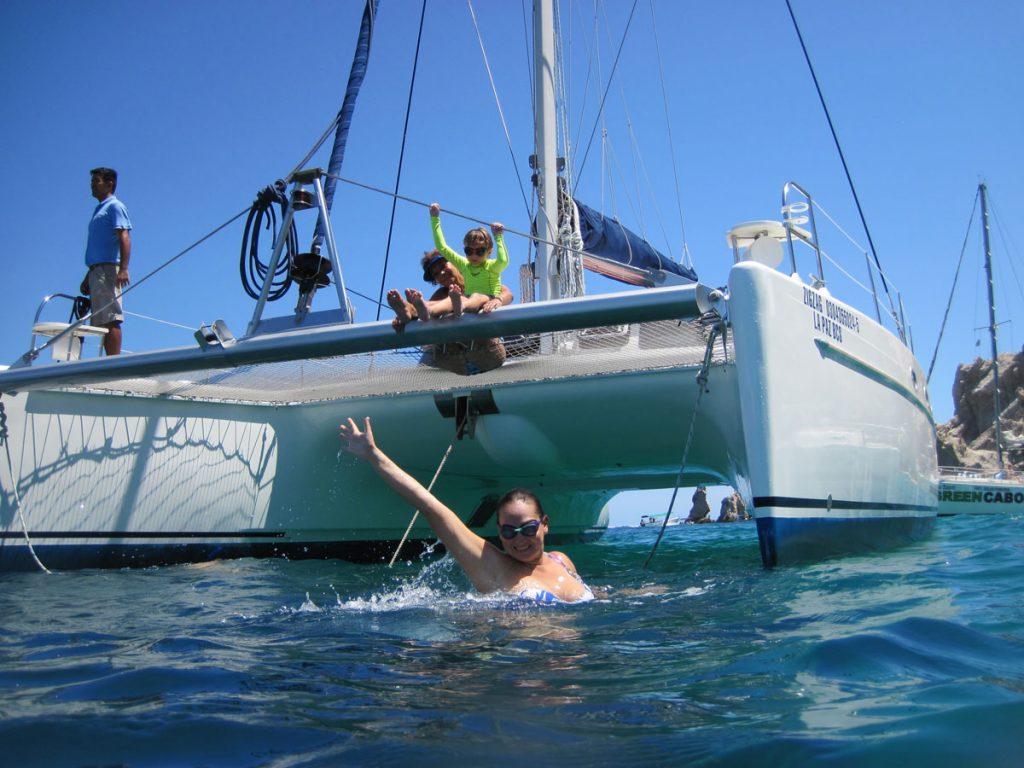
[496,488,545,522]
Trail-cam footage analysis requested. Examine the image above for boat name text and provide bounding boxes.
[804,287,861,343]
[940,488,1024,505]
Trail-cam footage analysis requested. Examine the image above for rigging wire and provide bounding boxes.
[571,0,640,196]
[811,199,904,305]
[567,2,597,176]
[323,170,631,267]
[988,194,1024,353]
[21,207,250,365]
[597,1,656,246]
[927,188,980,384]
[784,0,902,335]
[122,312,198,331]
[373,0,428,320]
[468,0,533,223]
[520,0,539,283]
[569,0,684,270]
[520,0,535,111]
[648,0,692,269]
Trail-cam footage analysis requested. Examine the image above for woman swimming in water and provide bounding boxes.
[338,417,593,604]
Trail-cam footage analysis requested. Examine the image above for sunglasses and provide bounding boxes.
[465,246,488,257]
[499,519,542,539]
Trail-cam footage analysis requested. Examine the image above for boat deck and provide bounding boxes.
[47,319,729,404]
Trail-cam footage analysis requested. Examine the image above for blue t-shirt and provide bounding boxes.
[85,195,132,266]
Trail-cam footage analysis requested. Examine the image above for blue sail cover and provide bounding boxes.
[575,198,698,285]
[312,0,379,249]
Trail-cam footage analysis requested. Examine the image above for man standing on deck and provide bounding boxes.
[81,167,132,355]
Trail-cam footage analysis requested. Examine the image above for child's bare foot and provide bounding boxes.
[406,288,431,322]
[387,289,413,332]
[449,284,464,318]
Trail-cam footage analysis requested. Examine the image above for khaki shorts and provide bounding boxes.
[86,263,123,325]
[430,338,507,375]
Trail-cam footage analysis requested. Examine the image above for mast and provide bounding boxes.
[533,0,559,301]
[980,182,1005,468]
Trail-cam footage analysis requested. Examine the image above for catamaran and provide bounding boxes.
[0,1,938,572]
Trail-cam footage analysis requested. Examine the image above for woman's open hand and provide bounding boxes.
[339,417,376,460]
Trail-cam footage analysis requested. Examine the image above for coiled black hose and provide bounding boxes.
[239,181,297,301]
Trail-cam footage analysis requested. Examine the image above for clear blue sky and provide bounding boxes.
[3,1,1023,525]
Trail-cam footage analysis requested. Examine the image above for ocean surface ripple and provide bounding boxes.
[1,513,1021,767]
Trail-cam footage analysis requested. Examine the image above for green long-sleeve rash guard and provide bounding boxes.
[431,216,508,298]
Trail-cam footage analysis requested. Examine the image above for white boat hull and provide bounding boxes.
[0,264,938,570]
[729,262,937,564]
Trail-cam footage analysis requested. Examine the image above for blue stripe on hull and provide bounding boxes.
[755,515,935,568]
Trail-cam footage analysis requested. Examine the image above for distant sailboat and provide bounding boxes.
[936,183,1024,514]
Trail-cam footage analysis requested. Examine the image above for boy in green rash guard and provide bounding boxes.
[428,202,508,308]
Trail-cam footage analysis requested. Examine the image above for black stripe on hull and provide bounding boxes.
[753,496,936,513]
[0,531,604,572]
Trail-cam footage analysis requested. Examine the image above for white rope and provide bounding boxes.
[387,416,467,567]
[0,405,51,574]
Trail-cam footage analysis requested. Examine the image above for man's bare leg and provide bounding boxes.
[103,323,122,355]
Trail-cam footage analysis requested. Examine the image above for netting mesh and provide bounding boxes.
[63,318,730,404]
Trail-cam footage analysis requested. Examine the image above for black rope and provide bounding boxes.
[785,0,899,328]
[70,295,91,323]
[239,181,296,301]
[374,0,428,320]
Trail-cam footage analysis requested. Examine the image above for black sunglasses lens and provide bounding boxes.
[500,521,540,539]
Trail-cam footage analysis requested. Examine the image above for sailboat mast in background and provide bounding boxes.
[980,183,1005,467]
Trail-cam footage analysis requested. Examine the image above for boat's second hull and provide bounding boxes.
[729,262,938,565]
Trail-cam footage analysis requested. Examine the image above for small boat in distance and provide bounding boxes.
[935,184,1024,514]
[639,514,683,528]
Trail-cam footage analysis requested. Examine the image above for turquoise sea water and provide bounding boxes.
[1,514,1022,767]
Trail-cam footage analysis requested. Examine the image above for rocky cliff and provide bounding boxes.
[935,347,1024,470]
